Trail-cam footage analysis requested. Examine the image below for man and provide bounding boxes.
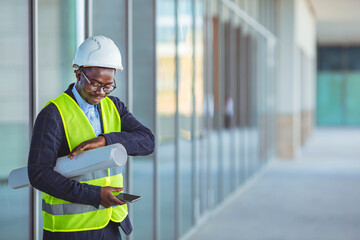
[28,36,155,240]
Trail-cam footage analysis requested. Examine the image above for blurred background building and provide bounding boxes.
[0,0,359,239]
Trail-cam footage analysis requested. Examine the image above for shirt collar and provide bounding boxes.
[72,83,96,112]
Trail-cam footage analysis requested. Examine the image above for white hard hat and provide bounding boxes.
[72,35,123,71]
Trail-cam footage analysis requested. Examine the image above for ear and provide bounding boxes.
[75,69,81,82]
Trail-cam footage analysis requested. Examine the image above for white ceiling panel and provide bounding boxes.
[308,0,360,44]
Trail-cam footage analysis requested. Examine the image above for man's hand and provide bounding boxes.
[100,186,126,208]
[68,136,106,159]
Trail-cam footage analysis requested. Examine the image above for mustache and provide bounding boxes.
[91,94,106,98]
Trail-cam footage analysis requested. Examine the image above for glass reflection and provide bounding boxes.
[0,0,30,239]
[92,0,127,104]
[131,0,155,238]
[194,0,205,216]
[157,0,176,239]
[209,2,220,206]
[177,0,194,234]
[221,5,232,198]
[38,0,76,109]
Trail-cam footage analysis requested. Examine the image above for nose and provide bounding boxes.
[95,86,106,95]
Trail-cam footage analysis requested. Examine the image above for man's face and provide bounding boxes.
[75,67,115,105]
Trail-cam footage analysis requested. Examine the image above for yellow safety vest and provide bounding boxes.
[42,93,128,232]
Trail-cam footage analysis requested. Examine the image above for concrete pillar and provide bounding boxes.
[295,0,316,146]
[277,0,316,159]
[277,0,301,159]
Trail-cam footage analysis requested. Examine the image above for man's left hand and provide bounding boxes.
[68,136,106,159]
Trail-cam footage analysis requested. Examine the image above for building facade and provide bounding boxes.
[0,0,316,239]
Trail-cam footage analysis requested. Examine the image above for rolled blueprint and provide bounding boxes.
[8,143,127,189]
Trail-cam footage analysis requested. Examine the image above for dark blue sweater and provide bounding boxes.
[27,84,154,235]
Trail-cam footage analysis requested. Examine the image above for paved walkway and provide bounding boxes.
[187,128,360,240]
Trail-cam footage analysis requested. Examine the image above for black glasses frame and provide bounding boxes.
[80,70,117,93]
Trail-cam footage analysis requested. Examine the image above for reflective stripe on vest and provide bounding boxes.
[42,93,128,232]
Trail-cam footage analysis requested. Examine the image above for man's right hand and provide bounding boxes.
[100,186,126,208]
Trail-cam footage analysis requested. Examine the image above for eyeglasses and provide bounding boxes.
[80,70,116,93]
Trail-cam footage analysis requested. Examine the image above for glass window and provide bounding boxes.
[317,46,360,126]
[38,0,76,109]
[317,47,343,71]
[132,0,156,239]
[177,0,194,234]
[348,46,360,71]
[92,0,127,103]
[209,1,220,206]
[221,5,232,198]
[0,1,30,239]
[194,0,206,216]
[252,34,259,170]
[238,21,249,182]
[316,72,344,125]
[203,0,219,211]
[157,0,176,239]
[234,18,244,187]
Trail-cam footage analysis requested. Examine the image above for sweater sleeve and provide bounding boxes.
[27,104,101,206]
[100,96,155,156]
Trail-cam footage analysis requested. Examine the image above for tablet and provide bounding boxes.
[116,193,142,203]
